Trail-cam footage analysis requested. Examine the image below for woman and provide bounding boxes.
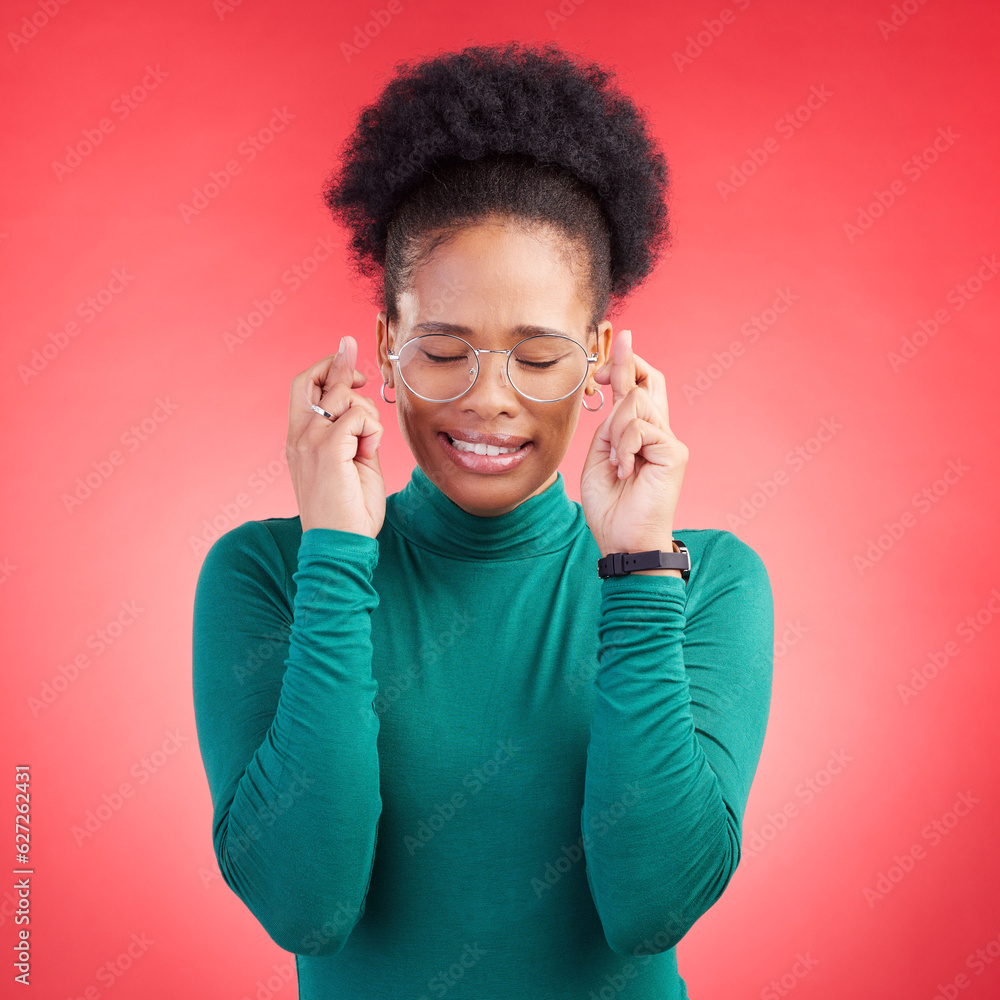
[193,40,773,999]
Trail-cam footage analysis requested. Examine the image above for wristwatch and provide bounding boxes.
[597,540,690,581]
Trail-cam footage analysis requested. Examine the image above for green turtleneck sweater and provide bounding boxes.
[192,464,773,999]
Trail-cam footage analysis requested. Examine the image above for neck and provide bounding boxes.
[450,469,560,517]
[385,463,585,561]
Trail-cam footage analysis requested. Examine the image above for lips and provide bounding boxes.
[438,432,534,472]
[442,428,532,448]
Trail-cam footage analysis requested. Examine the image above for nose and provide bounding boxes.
[470,350,511,391]
[460,349,518,410]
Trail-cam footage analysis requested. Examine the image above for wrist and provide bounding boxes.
[629,543,682,576]
[600,539,682,577]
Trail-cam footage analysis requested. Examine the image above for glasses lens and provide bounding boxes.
[396,334,588,401]
[510,335,588,400]
[397,335,476,401]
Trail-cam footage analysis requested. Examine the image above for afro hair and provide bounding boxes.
[321,40,671,324]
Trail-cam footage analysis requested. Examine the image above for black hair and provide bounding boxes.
[321,40,671,332]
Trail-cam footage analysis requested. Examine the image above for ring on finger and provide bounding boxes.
[310,403,334,420]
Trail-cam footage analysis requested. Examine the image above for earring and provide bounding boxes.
[582,386,604,411]
[381,377,396,404]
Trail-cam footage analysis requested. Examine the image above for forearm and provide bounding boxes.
[582,574,735,956]
[195,526,383,955]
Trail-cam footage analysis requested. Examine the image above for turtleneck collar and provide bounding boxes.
[385,463,586,561]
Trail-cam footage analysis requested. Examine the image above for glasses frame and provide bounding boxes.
[387,333,599,403]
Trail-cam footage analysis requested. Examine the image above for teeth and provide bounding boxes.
[450,437,520,455]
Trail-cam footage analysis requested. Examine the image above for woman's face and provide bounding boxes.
[375,217,613,517]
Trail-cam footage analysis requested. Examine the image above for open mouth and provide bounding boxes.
[437,432,534,473]
[443,433,531,456]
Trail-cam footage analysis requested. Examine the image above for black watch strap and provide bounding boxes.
[597,541,690,581]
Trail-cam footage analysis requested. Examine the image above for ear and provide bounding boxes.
[587,321,614,391]
[375,310,394,387]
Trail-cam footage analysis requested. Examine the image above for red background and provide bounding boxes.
[3,1,999,997]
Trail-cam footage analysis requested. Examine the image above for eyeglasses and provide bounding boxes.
[387,334,598,403]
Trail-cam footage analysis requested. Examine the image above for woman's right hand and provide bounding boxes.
[287,335,387,538]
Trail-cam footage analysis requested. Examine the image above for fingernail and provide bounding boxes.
[338,336,346,354]
[609,446,617,465]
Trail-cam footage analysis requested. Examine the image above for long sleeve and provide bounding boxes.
[192,521,383,956]
[581,530,773,957]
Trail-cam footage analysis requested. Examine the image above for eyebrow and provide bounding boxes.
[411,321,573,339]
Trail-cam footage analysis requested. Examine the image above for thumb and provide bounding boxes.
[326,336,366,392]
[335,335,356,376]
[594,339,617,382]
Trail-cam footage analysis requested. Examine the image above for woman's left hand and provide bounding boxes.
[580,329,688,557]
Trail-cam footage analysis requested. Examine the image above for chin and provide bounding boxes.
[455,464,554,500]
